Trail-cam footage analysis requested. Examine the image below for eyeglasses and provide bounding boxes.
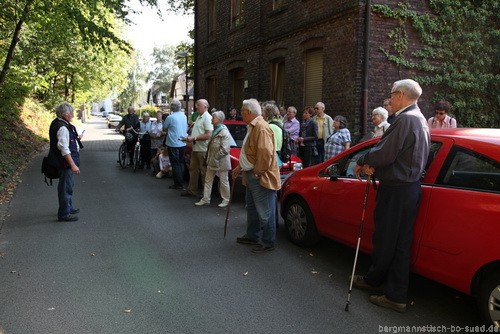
[314,107,319,110]
[390,91,401,95]
[435,111,445,115]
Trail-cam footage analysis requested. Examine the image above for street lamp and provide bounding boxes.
[176,51,189,117]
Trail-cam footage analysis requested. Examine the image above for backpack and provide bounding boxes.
[270,121,292,162]
[41,154,59,186]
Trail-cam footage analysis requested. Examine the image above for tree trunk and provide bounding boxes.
[0,0,35,86]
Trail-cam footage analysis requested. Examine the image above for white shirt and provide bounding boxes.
[239,125,254,171]
[191,111,214,152]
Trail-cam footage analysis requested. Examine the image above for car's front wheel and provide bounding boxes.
[283,197,320,247]
[477,270,500,326]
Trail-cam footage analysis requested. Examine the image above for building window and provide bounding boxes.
[206,76,218,110]
[231,0,244,27]
[230,68,245,109]
[208,0,216,40]
[304,49,323,107]
[271,59,285,107]
[273,0,287,10]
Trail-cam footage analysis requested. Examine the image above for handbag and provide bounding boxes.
[41,155,59,186]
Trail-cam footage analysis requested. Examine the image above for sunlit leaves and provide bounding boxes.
[373,1,500,128]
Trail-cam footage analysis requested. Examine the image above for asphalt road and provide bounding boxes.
[0,117,483,333]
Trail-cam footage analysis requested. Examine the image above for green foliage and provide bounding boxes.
[164,0,194,15]
[0,83,51,193]
[0,0,164,109]
[139,105,158,115]
[373,1,500,128]
[149,45,178,93]
[174,39,194,78]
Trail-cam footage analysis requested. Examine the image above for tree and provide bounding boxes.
[373,1,500,128]
[0,0,160,88]
[119,52,150,109]
[148,45,178,93]
[164,0,194,15]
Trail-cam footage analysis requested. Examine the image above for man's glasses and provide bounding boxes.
[314,107,319,110]
[435,111,445,115]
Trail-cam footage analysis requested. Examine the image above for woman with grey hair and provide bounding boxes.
[262,102,283,164]
[195,110,235,208]
[324,115,351,161]
[372,107,390,137]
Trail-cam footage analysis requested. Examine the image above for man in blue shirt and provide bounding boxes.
[163,100,188,189]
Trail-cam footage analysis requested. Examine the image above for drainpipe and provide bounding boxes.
[362,0,372,136]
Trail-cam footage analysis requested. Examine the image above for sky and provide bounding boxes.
[124,0,193,57]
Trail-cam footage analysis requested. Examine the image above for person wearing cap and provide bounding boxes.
[324,115,351,161]
[372,107,391,137]
[139,112,153,169]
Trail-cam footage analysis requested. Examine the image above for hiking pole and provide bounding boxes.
[224,177,237,238]
[345,174,372,311]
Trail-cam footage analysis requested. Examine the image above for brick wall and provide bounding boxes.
[195,0,435,140]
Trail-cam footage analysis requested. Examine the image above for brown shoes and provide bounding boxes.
[351,275,378,291]
[369,295,407,313]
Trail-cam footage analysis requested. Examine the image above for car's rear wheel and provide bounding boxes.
[284,197,320,247]
[477,270,500,326]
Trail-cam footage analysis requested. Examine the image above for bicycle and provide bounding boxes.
[132,134,142,173]
[117,129,141,170]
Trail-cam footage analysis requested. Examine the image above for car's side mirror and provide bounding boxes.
[328,163,340,181]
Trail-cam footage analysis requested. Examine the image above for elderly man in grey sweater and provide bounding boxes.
[353,79,430,313]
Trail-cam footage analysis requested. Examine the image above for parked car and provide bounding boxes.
[279,128,500,326]
[107,113,123,128]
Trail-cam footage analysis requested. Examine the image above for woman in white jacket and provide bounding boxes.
[195,111,234,208]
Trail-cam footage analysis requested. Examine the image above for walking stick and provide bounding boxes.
[345,174,372,311]
[224,177,237,238]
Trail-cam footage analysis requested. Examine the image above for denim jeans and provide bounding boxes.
[168,146,185,187]
[245,173,277,247]
[58,168,74,219]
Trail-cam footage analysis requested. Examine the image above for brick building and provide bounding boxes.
[193,0,433,140]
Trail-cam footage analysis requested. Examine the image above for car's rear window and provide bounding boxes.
[225,123,247,147]
[437,146,500,193]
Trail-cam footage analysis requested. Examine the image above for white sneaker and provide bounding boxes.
[218,201,230,208]
[195,200,210,206]
[156,172,164,179]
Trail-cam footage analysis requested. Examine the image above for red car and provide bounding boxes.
[280,128,500,326]
[224,120,302,175]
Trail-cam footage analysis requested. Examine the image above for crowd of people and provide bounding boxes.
[48,77,458,312]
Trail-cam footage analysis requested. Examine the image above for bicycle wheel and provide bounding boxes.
[118,142,127,168]
[133,146,141,172]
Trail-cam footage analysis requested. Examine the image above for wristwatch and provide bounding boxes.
[253,173,261,178]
